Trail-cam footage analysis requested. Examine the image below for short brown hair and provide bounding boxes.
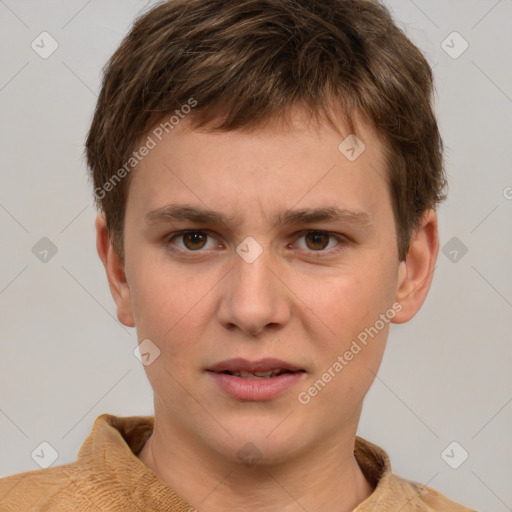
[85,0,445,261]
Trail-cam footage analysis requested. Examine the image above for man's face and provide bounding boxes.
[121,109,402,463]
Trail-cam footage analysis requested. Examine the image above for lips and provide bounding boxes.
[207,358,305,376]
[206,358,306,401]
[224,369,289,378]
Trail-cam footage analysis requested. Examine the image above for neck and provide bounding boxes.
[138,413,374,512]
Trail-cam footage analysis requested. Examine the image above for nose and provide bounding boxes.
[216,245,291,337]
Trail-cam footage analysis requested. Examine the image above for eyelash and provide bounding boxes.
[165,230,347,256]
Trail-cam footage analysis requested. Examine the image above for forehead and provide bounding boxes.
[125,109,391,229]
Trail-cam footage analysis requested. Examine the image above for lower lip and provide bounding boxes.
[207,371,306,401]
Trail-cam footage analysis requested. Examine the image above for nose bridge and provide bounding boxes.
[235,247,273,298]
[218,239,290,335]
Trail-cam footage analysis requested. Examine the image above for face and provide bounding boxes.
[98,107,437,465]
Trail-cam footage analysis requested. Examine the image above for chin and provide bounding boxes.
[205,416,312,467]
[220,439,301,467]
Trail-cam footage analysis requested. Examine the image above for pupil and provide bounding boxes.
[306,231,329,250]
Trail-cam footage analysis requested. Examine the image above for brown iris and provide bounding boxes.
[182,231,208,250]
[304,231,330,250]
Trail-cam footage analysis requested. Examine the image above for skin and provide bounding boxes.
[96,107,439,511]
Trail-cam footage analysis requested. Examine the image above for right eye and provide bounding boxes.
[166,230,222,252]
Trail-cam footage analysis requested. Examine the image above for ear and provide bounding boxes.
[391,209,439,324]
[95,213,135,327]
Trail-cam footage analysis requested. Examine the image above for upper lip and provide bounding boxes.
[207,358,304,373]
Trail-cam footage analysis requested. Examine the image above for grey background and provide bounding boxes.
[1,1,511,510]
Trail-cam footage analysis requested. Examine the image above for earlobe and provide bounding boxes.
[391,210,439,324]
[95,213,135,328]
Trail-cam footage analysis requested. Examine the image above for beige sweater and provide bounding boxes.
[0,414,476,511]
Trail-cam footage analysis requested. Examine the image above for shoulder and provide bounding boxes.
[0,464,86,512]
[0,458,135,512]
[353,436,477,512]
[386,473,478,512]
[0,414,163,512]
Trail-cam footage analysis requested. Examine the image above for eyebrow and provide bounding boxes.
[145,203,372,229]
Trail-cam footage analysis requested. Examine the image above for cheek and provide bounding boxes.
[299,266,395,343]
[127,257,220,355]
[127,256,178,331]
[301,261,397,405]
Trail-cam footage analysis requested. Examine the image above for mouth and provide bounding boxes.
[207,357,306,377]
[206,358,306,401]
[216,368,301,379]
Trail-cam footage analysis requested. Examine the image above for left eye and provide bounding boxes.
[294,231,341,251]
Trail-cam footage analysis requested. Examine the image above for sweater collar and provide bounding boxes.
[78,413,417,511]
[77,414,192,510]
